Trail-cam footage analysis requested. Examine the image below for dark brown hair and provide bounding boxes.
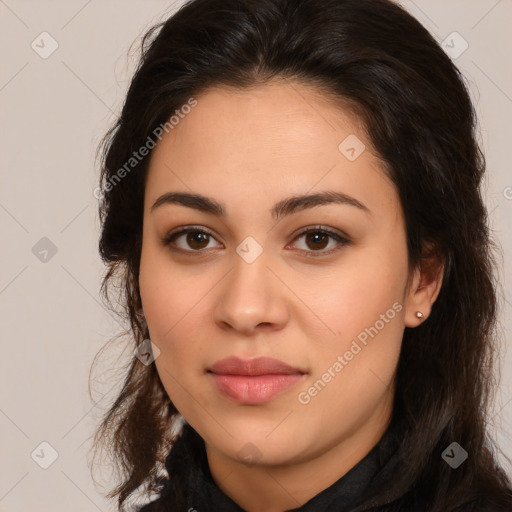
[91,0,512,510]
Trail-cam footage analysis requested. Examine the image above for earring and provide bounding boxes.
[415,311,424,319]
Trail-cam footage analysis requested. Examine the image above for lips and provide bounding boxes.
[208,356,305,376]
[208,356,307,404]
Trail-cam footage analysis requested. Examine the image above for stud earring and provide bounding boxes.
[415,311,424,319]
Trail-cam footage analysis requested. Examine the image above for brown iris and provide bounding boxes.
[304,232,329,250]
[187,231,210,250]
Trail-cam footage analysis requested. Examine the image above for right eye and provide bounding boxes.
[161,226,223,254]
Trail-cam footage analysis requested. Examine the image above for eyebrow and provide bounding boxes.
[150,190,371,220]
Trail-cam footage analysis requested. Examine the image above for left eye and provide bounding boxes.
[162,226,350,256]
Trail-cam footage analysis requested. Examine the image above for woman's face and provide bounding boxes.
[139,80,424,472]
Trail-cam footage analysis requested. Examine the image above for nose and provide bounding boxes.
[212,247,289,336]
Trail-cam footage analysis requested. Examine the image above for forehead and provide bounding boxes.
[145,80,398,219]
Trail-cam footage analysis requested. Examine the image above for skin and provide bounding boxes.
[138,79,443,512]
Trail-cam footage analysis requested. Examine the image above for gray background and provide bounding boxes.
[1,1,511,510]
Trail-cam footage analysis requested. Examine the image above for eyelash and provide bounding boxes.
[161,225,350,258]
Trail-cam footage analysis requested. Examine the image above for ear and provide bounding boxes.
[404,244,444,328]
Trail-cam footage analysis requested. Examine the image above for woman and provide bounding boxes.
[91,0,512,510]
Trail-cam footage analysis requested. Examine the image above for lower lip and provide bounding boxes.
[209,372,305,404]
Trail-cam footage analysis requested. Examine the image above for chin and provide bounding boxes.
[205,425,308,466]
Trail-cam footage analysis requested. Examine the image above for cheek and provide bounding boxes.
[310,253,405,338]
[295,263,405,432]
[309,290,404,383]
[299,243,407,389]
[139,245,205,355]
[139,254,209,408]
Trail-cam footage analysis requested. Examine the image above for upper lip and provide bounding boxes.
[208,356,306,376]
